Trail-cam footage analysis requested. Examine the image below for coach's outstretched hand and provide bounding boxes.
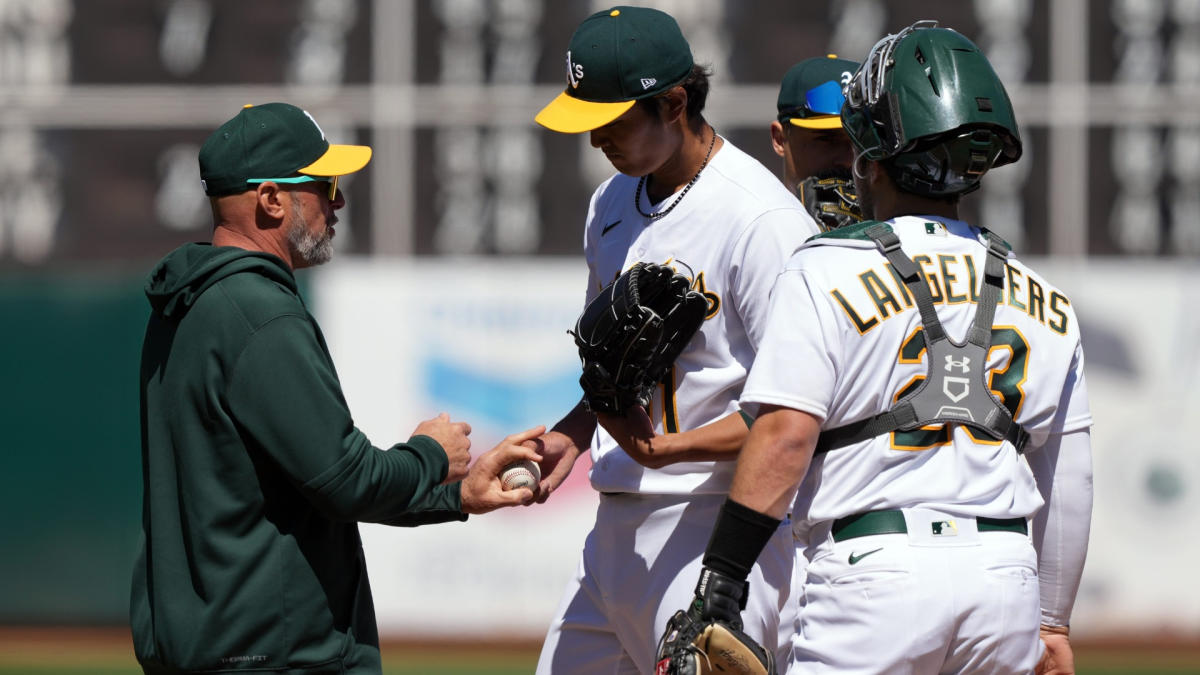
[460,425,546,514]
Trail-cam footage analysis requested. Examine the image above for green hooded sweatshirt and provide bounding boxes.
[131,243,465,674]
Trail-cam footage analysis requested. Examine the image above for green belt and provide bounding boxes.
[831,510,1027,542]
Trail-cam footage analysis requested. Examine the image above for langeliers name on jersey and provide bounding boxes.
[830,254,1072,336]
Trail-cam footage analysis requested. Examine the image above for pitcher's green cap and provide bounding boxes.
[777,55,860,130]
[199,102,372,196]
[535,6,693,134]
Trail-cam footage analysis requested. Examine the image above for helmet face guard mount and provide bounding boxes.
[841,20,1022,198]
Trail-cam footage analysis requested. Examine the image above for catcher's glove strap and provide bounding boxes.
[831,509,1027,543]
[816,224,1031,455]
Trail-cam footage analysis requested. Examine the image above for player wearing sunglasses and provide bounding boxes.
[771,55,863,231]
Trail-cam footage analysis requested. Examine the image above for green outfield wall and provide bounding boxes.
[1,272,156,624]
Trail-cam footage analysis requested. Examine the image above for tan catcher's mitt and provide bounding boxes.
[655,607,775,675]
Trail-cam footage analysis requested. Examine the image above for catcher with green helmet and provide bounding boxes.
[665,20,1093,675]
[841,19,1022,200]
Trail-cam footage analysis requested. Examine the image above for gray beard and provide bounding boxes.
[287,201,333,266]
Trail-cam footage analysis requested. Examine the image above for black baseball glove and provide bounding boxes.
[797,170,863,232]
[570,262,708,416]
[655,567,775,675]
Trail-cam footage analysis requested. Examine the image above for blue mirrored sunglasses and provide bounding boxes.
[804,80,847,116]
[246,174,338,200]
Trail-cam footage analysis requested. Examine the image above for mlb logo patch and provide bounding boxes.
[925,222,947,236]
[931,520,958,536]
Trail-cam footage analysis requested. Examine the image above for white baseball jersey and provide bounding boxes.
[582,137,820,495]
[742,215,1092,524]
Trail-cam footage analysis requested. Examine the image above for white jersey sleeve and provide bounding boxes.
[728,208,821,350]
[740,266,837,419]
[1027,426,1093,628]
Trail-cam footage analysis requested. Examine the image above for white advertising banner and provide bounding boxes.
[312,257,1200,640]
[1037,260,1200,635]
[313,258,597,639]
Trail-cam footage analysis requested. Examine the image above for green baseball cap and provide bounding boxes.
[535,6,694,134]
[777,55,860,130]
[199,102,372,197]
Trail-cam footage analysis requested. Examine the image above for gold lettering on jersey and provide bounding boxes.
[939,255,968,303]
[1006,264,1028,312]
[1027,278,1045,324]
[832,288,879,334]
[691,271,721,319]
[1048,292,1071,334]
[831,254,1074,337]
[860,270,902,319]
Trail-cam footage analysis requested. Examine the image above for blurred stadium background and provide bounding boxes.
[1,0,1198,672]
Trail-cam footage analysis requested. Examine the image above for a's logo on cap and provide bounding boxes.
[301,109,327,140]
[566,50,584,89]
[640,78,657,90]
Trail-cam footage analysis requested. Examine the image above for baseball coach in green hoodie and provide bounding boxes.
[132,102,545,674]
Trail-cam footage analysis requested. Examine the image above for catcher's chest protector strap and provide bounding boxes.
[815,224,1030,455]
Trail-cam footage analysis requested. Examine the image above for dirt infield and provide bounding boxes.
[1,627,1198,674]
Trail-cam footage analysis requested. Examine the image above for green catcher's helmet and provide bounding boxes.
[841,21,1022,197]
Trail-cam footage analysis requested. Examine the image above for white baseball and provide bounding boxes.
[501,459,541,491]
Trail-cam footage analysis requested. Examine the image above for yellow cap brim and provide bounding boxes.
[299,144,373,177]
[789,115,844,130]
[535,90,636,133]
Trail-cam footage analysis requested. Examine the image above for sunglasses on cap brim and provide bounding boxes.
[246,174,339,201]
[779,80,848,121]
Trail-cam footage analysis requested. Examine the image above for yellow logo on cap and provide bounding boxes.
[610,9,620,16]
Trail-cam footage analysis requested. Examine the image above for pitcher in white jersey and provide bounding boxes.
[531,6,819,674]
[665,22,1093,675]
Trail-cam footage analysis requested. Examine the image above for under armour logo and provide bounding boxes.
[566,51,584,88]
[640,77,657,89]
[944,355,971,373]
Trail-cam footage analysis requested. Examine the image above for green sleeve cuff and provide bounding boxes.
[405,434,450,483]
